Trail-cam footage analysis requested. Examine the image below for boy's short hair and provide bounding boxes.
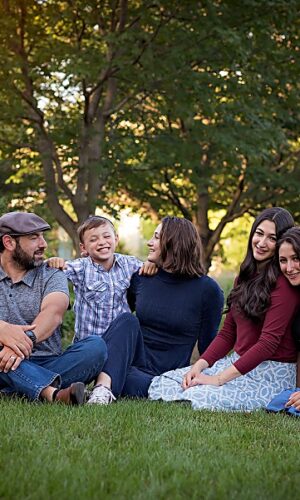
[78,216,116,243]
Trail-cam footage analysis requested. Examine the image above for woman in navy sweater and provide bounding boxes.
[90,217,224,404]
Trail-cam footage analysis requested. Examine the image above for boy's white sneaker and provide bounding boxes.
[87,384,116,405]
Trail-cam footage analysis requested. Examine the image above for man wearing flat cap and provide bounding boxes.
[0,211,107,405]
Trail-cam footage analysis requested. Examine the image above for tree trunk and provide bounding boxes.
[195,189,213,272]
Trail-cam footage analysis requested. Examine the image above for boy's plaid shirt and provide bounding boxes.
[64,254,142,340]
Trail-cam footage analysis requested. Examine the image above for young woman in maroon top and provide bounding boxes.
[278,226,300,411]
[149,207,300,411]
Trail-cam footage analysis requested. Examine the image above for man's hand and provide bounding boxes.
[139,261,157,276]
[0,346,23,373]
[0,322,34,358]
[46,257,66,270]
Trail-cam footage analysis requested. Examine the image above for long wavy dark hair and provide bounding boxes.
[227,207,294,321]
[159,216,205,277]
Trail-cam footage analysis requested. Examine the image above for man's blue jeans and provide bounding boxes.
[0,336,107,401]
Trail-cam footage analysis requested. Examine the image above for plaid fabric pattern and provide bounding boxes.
[65,254,142,340]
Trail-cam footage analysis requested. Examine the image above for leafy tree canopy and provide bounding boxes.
[0,0,299,266]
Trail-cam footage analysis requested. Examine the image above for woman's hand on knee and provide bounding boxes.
[182,359,209,389]
[188,373,220,387]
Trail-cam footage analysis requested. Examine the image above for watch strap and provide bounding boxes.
[25,330,37,345]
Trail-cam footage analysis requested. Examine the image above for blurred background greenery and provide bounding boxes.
[0,0,299,271]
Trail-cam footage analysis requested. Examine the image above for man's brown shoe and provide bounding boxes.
[54,382,85,405]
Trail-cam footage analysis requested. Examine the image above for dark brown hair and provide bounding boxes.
[278,226,300,258]
[227,207,294,321]
[78,216,116,243]
[159,216,205,277]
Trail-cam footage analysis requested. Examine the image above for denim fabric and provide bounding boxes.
[122,366,153,398]
[266,387,300,417]
[0,336,107,401]
[102,313,148,396]
[102,312,166,398]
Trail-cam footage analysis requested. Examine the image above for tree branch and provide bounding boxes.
[154,171,192,220]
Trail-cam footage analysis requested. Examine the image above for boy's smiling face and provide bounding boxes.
[80,222,119,270]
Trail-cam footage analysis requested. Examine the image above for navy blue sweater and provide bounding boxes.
[128,269,224,375]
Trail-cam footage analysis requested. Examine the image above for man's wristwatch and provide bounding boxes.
[25,330,37,347]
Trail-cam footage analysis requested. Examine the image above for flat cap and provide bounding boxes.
[0,212,51,237]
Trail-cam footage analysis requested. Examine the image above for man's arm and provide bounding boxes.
[0,292,69,373]
[31,292,69,343]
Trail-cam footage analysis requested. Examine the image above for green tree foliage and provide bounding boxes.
[0,1,299,266]
[114,1,300,266]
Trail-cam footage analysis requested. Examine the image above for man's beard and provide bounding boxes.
[12,241,44,270]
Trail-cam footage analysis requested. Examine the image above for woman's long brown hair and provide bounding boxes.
[227,207,294,321]
[159,216,205,277]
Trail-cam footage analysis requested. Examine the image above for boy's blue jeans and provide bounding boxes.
[0,336,107,401]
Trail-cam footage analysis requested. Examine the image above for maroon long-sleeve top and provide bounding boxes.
[201,275,300,375]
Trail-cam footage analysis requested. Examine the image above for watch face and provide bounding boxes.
[26,331,37,344]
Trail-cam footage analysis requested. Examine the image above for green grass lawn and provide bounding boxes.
[2,275,298,499]
[1,398,299,500]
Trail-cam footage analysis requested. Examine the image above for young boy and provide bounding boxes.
[48,215,155,342]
